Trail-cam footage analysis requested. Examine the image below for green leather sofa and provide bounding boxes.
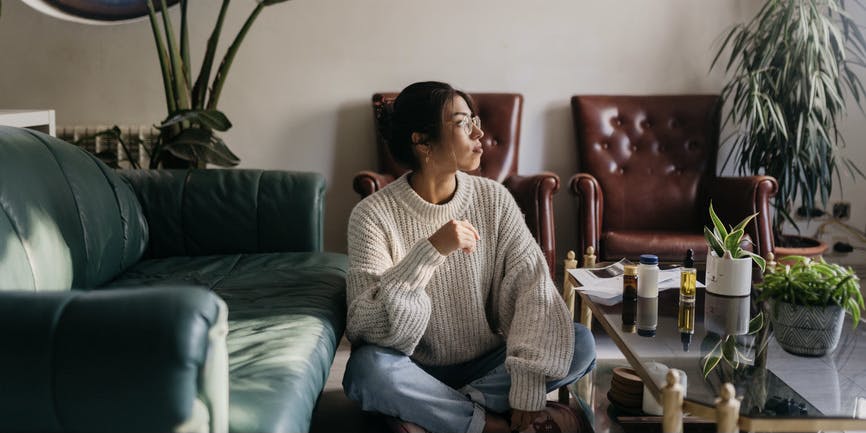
[0,126,347,433]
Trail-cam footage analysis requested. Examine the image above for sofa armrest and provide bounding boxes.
[0,286,228,433]
[569,173,604,265]
[503,172,560,278]
[352,170,395,198]
[119,169,326,258]
[709,175,778,259]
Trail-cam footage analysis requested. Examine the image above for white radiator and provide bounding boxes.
[57,125,159,169]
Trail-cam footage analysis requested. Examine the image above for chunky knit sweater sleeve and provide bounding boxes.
[493,187,575,411]
[344,202,445,354]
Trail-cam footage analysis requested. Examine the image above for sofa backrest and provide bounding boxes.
[119,169,326,257]
[0,126,148,290]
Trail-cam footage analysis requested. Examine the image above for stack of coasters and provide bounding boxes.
[607,366,644,413]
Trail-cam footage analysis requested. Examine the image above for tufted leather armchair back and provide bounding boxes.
[572,95,720,232]
[372,93,522,182]
[570,94,778,263]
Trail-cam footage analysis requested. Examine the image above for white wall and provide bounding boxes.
[2,0,864,260]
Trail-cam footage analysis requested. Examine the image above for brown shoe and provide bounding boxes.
[383,416,429,433]
[520,401,593,433]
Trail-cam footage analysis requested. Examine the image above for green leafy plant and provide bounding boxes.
[704,202,767,271]
[144,0,290,168]
[757,255,864,325]
[711,0,866,242]
[702,312,765,378]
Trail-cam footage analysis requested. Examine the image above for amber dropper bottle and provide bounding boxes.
[622,265,638,332]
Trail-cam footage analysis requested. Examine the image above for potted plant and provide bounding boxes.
[143,0,290,168]
[711,0,866,254]
[705,202,767,296]
[757,255,863,356]
[18,0,290,168]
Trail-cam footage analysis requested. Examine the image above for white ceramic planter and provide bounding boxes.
[705,251,753,296]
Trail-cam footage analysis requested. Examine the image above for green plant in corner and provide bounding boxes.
[711,0,866,245]
[145,0,290,168]
[757,255,863,325]
[704,202,767,271]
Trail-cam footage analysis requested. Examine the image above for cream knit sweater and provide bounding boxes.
[345,171,574,411]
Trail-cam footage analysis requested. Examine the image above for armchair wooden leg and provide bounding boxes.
[662,370,684,433]
[715,383,740,433]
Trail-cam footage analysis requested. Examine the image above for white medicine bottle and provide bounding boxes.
[637,254,659,297]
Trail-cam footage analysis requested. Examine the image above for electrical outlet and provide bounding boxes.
[833,201,851,220]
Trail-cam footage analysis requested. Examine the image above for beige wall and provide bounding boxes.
[1,0,864,260]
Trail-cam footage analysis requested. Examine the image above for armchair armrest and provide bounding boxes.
[709,175,778,259]
[0,287,228,433]
[352,170,396,198]
[504,172,560,278]
[569,173,604,265]
[119,169,326,258]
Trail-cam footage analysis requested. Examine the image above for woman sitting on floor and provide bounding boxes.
[343,81,596,433]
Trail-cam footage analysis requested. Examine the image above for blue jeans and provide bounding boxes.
[343,323,596,433]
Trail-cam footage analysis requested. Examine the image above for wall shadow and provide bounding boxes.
[540,102,579,280]
[324,100,377,253]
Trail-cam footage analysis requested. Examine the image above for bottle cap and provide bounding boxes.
[624,265,637,276]
[681,332,692,352]
[622,323,636,333]
[639,254,659,265]
[685,249,695,268]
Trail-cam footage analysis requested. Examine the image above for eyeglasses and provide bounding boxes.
[455,115,481,135]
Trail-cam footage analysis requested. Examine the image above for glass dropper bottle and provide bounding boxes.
[678,249,697,351]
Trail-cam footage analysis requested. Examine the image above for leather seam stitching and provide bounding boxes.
[89,160,129,272]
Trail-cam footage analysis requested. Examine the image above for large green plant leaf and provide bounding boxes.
[704,226,725,257]
[164,127,240,167]
[709,202,729,240]
[161,109,232,131]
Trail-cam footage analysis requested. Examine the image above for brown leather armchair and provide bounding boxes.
[569,95,778,264]
[354,93,560,276]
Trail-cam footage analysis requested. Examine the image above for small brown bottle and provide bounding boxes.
[622,265,638,332]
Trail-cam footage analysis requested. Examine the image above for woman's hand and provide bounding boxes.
[510,409,542,432]
[428,219,480,255]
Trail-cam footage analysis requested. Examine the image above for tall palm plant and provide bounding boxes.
[712,0,866,242]
[145,0,289,168]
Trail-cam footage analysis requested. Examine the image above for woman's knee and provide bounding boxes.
[571,323,596,374]
[343,345,406,395]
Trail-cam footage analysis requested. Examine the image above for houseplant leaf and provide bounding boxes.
[704,226,725,257]
[724,229,745,256]
[164,127,240,167]
[161,109,232,131]
[709,202,729,240]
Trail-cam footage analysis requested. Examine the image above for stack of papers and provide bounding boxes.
[567,259,705,306]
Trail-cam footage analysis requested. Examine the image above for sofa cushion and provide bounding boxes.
[0,127,147,291]
[105,251,347,433]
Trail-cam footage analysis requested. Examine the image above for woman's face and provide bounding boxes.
[425,95,484,172]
